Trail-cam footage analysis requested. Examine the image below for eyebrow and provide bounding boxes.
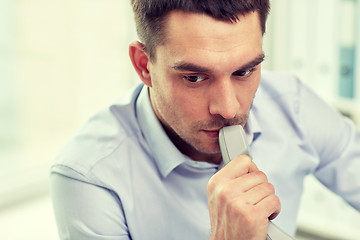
[171,53,265,74]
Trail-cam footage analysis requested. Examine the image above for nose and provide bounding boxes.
[208,79,240,119]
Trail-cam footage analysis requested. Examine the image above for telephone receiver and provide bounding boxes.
[219,125,295,240]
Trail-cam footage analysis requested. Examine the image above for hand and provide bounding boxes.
[207,155,281,240]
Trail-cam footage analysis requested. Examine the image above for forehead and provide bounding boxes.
[157,10,263,68]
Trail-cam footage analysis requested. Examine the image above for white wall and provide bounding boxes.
[0,0,138,207]
[264,0,360,125]
[0,2,139,239]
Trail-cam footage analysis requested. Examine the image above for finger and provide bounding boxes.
[208,170,269,206]
[255,193,281,220]
[222,170,268,195]
[208,158,261,199]
[222,154,259,179]
[243,182,275,205]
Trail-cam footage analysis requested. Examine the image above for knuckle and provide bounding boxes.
[256,170,268,182]
[265,182,275,193]
[207,178,233,204]
[235,154,251,164]
[217,185,233,203]
[269,194,281,210]
[207,174,222,192]
[273,194,281,206]
[207,177,216,193]
[241,154,252,161]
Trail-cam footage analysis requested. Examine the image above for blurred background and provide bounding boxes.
[0,0,359,239]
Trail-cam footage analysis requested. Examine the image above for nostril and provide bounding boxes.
[209,95,239,119]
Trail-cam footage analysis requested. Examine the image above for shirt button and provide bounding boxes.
[192,162,199,167]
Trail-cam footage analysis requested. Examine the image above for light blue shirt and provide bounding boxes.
[50,71,360,239]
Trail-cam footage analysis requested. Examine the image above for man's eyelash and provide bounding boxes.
[181,67,257,84]
[183,75,206,83]
[233,67,256,77]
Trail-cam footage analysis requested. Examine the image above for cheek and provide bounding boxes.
[152,78,190,120]
[165,75,208,117]
[170,89,203,119]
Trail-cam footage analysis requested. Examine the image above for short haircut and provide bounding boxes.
[131,0,270,60]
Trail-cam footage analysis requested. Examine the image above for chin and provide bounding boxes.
[195,143,221,155]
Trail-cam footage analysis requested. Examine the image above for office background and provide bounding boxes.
[0,0,359,239]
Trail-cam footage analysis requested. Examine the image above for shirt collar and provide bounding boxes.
[245,108,262,145]
[136,86,187,178]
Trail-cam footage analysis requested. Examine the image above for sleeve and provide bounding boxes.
[299,82,360,211]
[50,172,131,240]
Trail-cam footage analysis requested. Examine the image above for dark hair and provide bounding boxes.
[131,0,270,60]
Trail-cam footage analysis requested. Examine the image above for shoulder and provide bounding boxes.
[256,71,353,160]
[51,84,145,182]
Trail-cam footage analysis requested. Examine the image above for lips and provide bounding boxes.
[203,129,221,138]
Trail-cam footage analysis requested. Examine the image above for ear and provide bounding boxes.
[129,41,152,87]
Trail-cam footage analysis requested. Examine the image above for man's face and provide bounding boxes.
[147,11,263,163]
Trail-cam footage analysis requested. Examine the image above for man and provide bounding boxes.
[50,1,360,239]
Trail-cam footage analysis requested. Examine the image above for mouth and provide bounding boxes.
[203,128,222,138]
[202,122,245,139]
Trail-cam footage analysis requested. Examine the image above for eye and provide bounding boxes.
[183,75,206,83]
[233,68,255,77]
